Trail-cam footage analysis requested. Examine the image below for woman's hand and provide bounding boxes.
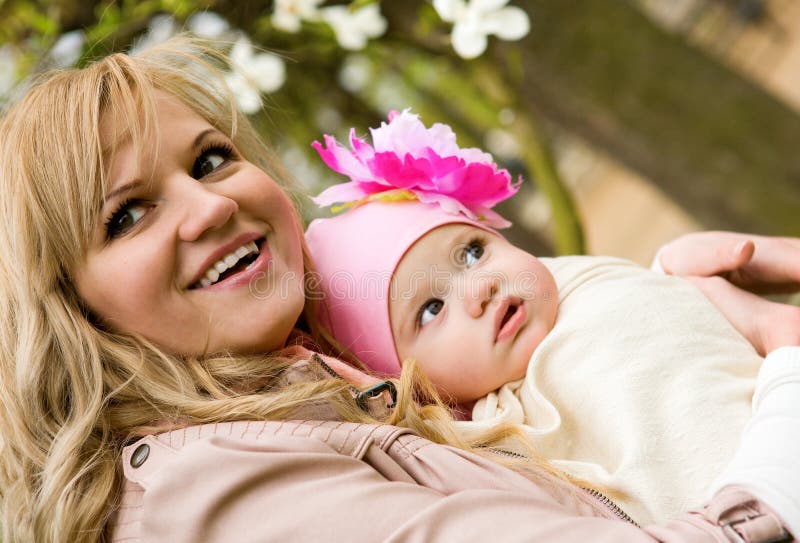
[659,232,800,294]
[686,275,800,355]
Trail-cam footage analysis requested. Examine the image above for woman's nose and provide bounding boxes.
[175,178,239,241]
[464,275,497,318]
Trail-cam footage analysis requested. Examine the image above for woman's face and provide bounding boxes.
[74,92,305,355]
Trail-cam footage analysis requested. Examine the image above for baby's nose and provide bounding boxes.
[464,276,496,318]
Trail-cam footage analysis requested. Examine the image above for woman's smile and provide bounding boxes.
[188,233,267,290]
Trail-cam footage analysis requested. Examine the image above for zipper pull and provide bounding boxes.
[310,354,397,416]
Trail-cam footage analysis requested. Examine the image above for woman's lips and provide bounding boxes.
[197,238,272,292]
[190,231,264,287]
[495,302,527,342]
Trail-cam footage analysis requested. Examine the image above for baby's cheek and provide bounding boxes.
[527,323,552,354]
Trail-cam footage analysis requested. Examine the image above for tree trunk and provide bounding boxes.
[495,0,800,234]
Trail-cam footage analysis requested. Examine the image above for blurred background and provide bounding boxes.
[2,0,799,264]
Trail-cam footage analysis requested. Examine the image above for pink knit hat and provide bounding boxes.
[305,110,520,376]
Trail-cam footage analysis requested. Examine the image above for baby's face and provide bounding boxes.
[389,224,558,404]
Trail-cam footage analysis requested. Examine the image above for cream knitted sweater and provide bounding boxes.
[455,256,761,525]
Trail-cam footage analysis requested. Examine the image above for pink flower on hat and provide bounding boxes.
[312,109,520,228]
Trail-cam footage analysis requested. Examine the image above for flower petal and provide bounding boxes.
[249,53,286,93]
[482,6,530,40]
[471,0,512,14]
[458,146,495,164]
[369,152,430,189]
[230,37,252,65]
[272,11,302,33]
[433,0,464,22]
[312,136,373,180]
[370,109,426,155]
[349,128,375,162]
[415,192,474,218]
[225,73,261,114]
[311,109,520,226]
[472,206,512,228]
[187,11,230,38]
[426,122,460,157]
[272,0,324,31]
[312,182,370,207]
[452,22,488,59]
[354,4,388,39]
[321,5,384,51]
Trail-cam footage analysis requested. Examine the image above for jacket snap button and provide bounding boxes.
[130,444,150,468]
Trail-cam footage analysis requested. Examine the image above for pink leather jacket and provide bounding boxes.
[109,419,791,542]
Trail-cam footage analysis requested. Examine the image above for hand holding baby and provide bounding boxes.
[659,231,800,354]
[659,231,800,293]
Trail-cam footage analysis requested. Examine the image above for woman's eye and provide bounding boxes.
[418,299,444,327]
[463,240,485,268]
[105,200,150,239]
[192,144,233,179]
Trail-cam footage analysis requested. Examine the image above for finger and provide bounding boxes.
[731,239,755,269]
[661,234,754,277]
[727,237,800,294]
[685,275,766,355]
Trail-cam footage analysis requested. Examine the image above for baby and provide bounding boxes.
[305,111,764,525]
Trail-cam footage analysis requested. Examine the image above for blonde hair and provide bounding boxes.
[0,37,584,543]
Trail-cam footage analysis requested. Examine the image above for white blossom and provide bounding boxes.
[187,11,230,38]
[225,37,286,114]
[433,0,530,59]
[129,14,177,55]
[272,0,324,33]
[320,3,387,51]
[50,30,85,67]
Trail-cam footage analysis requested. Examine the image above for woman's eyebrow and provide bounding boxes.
[103,179,141,209]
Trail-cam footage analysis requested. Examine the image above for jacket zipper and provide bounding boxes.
[490,448,639,527]
[310,354,397,412]
[580,486,639,527]
[311,354,359,394]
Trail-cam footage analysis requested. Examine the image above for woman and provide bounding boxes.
[0,38,797,542]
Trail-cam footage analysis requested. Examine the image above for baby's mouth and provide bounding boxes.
[494,298,527,342]
[499,304,518,330]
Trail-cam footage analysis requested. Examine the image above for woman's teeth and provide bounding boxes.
[198,240,260,288]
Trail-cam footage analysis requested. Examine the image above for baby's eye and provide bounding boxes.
[192,143,234,179]
[105,199,151,239]
[462,240,485,268]
[418,299,444,327]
